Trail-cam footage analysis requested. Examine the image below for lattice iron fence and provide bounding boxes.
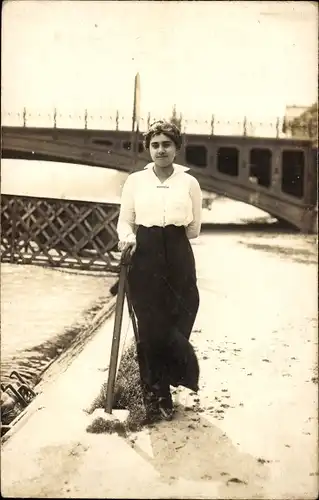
[1,194,121,271]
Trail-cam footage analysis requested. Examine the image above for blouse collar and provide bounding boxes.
[144,162,190,174]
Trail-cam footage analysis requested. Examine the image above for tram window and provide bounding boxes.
[92,139,113,147]
[249,148,272,187]
[122,141,144,153]
[185,145,207,168]
[281,150,305,199]
[217,147,239,177]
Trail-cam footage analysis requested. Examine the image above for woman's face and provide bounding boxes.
[149,133,177,168]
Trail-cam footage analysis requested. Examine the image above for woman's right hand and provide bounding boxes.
[118,240,137,257]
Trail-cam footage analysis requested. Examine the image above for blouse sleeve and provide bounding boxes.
[116,174,136,244]
[186,176,202,239]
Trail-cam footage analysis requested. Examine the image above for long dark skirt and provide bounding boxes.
[128,225,200,399]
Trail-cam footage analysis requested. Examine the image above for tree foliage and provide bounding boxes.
[169,104,182,129]
[289,102,318,143]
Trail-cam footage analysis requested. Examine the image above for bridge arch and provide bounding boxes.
[2,126,317,232]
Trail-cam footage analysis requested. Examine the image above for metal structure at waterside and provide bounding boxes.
[2,117,317,233]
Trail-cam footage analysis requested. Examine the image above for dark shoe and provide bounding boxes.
[143,389,161,423]
[145,407,161,424]
[158,396,174,421]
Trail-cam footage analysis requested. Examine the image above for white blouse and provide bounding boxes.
[117,163,202,243]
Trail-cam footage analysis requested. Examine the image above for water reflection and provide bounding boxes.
[200,200,317,267]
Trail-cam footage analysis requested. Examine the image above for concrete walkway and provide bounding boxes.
[1,230,318,499]
[1,298,135,497]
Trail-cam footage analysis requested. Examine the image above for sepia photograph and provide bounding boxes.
[1,0,318,498]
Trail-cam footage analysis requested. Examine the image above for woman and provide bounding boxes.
[117,120,202,421]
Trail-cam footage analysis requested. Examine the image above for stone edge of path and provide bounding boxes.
[1,295,117,445]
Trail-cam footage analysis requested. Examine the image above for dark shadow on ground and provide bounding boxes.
[130,405,270,498]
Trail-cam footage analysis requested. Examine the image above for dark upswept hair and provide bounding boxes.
[143,120,182,150]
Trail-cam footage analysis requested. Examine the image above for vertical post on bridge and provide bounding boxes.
[211,114,215,136]
[276,117,280,138]
[131,72,141,170]
[116,110,119,131]
[243,116,247,137]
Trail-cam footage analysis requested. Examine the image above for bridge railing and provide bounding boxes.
[1,194,120,271]
[1,108,316,140]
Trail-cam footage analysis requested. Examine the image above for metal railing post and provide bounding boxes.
[10,198,18,263]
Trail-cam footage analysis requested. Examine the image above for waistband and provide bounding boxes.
[136,224,187,243]
[137,224,186,233]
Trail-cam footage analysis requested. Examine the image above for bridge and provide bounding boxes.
[1,111,318,233]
